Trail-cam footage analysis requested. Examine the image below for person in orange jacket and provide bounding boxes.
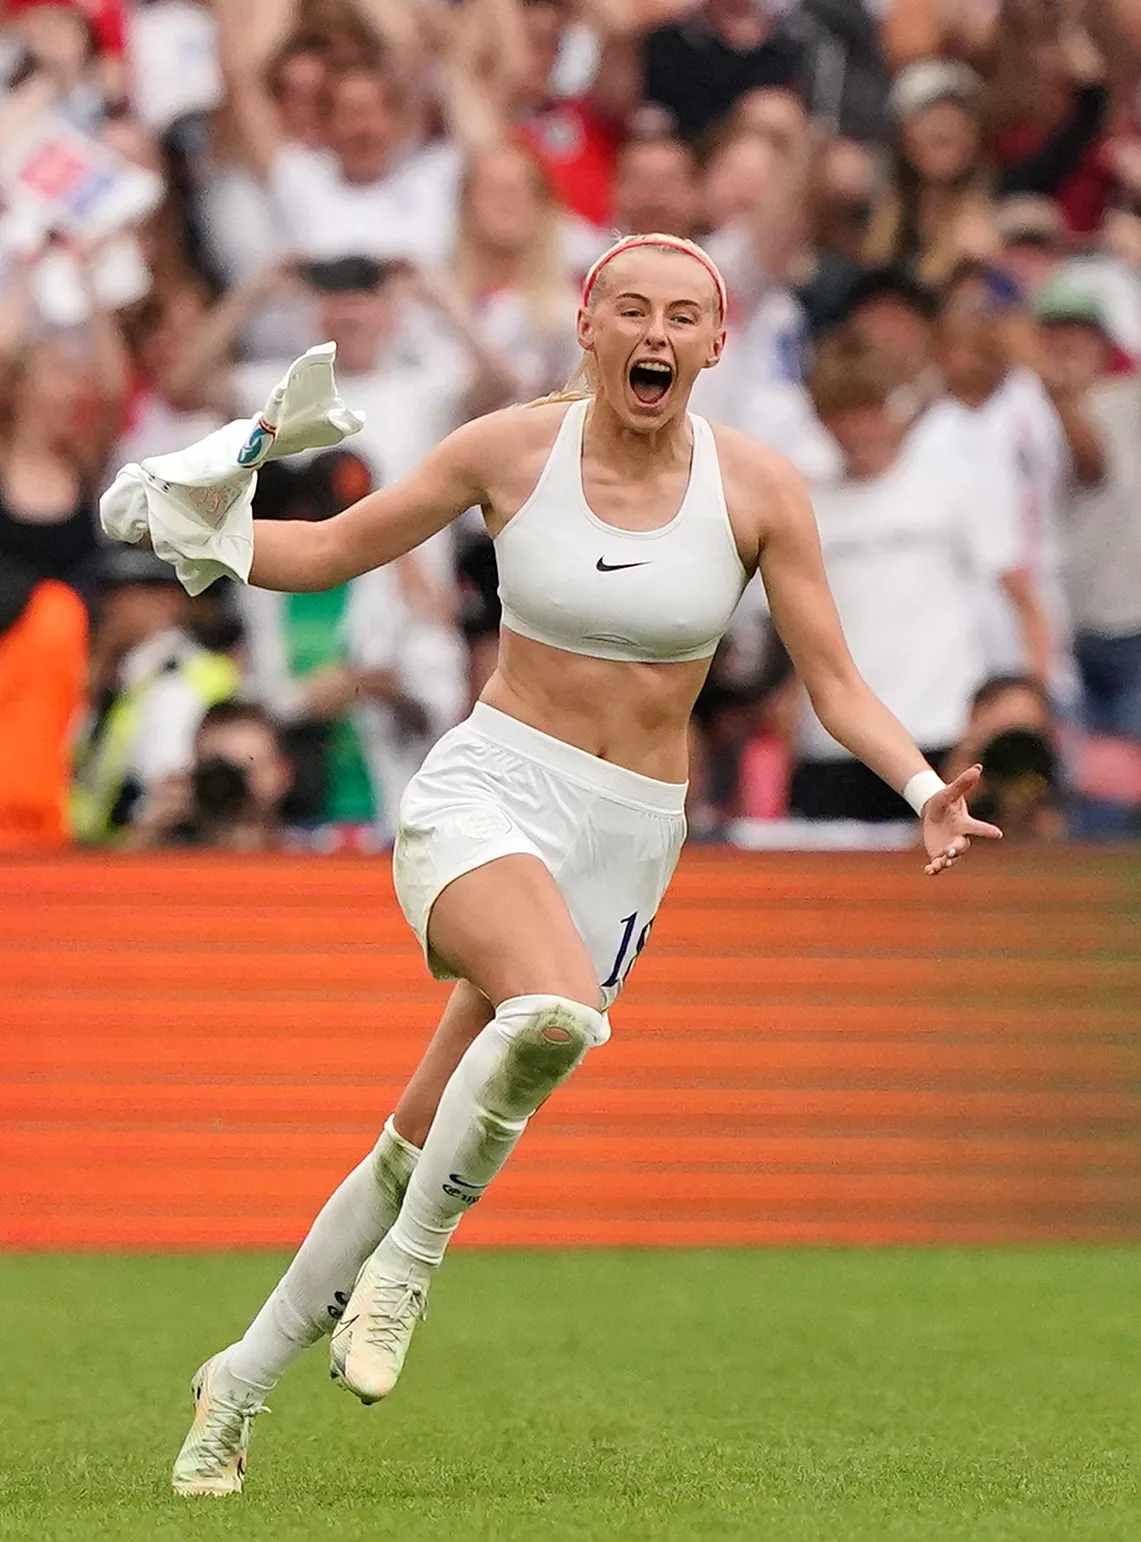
[0,560,87,850]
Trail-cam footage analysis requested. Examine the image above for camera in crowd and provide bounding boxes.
[133,702,292,851]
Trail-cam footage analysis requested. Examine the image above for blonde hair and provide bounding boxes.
[528,235,724,408]
[451,144,573,341]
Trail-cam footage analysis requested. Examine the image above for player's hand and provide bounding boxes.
[920,765,1002,876]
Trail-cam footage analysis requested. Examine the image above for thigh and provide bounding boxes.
[558,803,686,1007]
[428,853,602,1009]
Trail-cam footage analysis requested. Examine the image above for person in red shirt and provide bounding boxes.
[443,0,640,227]
[3,0,124,59]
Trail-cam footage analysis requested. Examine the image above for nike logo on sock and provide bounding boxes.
[596,558,650,572]
[443,1173,487,1206]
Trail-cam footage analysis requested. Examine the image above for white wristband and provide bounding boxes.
[903,770,947,818]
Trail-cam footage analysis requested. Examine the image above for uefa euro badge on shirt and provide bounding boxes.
[245,344,366,466]
[237,417,275,469]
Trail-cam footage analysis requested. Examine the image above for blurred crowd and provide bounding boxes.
[2,0,1141,853]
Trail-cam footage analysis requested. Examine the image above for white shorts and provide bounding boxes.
[392,703,687,1009]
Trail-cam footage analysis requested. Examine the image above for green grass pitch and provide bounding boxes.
[1,1248,1138,1541]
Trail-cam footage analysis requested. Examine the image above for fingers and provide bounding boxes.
[962,816,1003,840]
[941,764,983,803]
[924,835,971,877]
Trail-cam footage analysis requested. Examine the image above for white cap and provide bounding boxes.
[888,59,983,120]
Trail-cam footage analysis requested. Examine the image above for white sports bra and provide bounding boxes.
[495,398,749,664]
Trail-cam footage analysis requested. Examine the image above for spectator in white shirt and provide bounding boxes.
[832,265,943,417]
[165,256,516,488]
[790,334,1008,822]
[1036,286,1141,741]
[213,0,458,266]
[916,306,1075,705]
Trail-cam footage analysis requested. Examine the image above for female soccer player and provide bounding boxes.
[169,235,1000,1495]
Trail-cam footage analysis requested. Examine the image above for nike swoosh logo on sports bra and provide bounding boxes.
[596,558,650,572]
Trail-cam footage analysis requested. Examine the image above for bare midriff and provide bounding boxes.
[480,627,710,784]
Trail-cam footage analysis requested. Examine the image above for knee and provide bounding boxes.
[497,994,608,1053]
[486,994,608,1113]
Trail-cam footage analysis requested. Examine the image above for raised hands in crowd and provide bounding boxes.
[1,0,1140,847]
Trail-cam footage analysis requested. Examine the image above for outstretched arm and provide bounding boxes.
[753,452,1001,873]
[249,413,496,593]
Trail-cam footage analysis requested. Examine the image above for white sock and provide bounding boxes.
[225,1117,420,1389]
[388,995,605,1269]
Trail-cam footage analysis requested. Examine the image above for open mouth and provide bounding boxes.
[628,359,674,406]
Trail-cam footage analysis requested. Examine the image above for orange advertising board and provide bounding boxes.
[2,848,1139,1249]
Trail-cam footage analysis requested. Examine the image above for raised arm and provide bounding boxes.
[163,263,296,413]
[0,262,33,400]
[345,0,424,74]
[76,255,131,474]
[749,448,1001,872]
[212,0,293,181]
[439,0,524,156]
[249,412,497,592]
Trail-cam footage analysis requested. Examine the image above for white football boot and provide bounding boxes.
[328,1240,433,1405]
[171,1351,269,1496]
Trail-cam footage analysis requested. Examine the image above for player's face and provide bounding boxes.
[578,248,725,432]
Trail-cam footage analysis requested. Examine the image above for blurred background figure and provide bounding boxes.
[611,132,699,240]
[72,547,238,845]
[923,302,1074,705]
[829,265,941,412]
[790,334,1006,823]
[946,674,1065,842]
[0,257,129,611]
[0,556,87,850]
[128,700,293,851]
[1039,287,1141,744]
[240,448,467,841]
[0,0,1139,848]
